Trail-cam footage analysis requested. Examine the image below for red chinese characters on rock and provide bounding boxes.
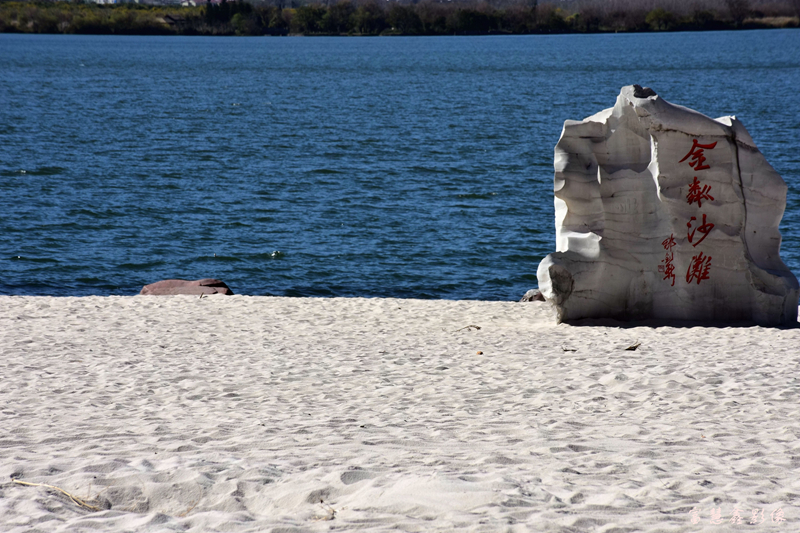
[686,251,712,285]
[686,176,714,207]
[687,213,714,247]
[679,139,717,171]
[682,138,716,284]
[659,234,677,286]
[660,138,717,286]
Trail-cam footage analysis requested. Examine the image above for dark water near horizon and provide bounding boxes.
[2,30,800,300]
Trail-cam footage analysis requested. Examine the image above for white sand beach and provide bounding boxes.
[1,295,799,532]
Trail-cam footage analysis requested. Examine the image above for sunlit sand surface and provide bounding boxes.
[2,296,798,531]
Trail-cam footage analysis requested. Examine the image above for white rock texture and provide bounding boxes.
[537,85,798,325]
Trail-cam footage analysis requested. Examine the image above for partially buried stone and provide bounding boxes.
[520,289,545,302]
[140,279,234,296]
[536,85,799,325]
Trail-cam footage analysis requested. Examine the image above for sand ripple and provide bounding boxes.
[1,296,799,531]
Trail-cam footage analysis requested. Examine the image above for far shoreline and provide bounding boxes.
[1,1,798,38]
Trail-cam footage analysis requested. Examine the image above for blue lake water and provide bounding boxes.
[1,30,799,299]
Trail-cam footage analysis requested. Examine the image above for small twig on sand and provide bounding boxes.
[454,325,481,332]
[12,478,102,511]
[314,499,337,521]
[561,346,577,352]
[625,341,642,351]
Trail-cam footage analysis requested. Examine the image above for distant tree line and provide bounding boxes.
[1,0,798,36]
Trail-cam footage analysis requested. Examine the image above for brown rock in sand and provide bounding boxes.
[140,279,234,296]
[520,289,545,302]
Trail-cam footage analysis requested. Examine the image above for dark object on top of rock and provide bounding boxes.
[520,289,545,302]
[632,84,657,98]
[140,279,234,296]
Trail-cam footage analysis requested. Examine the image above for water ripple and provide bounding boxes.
[1,31,799,298]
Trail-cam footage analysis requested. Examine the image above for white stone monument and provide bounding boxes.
[537,85,798,325]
